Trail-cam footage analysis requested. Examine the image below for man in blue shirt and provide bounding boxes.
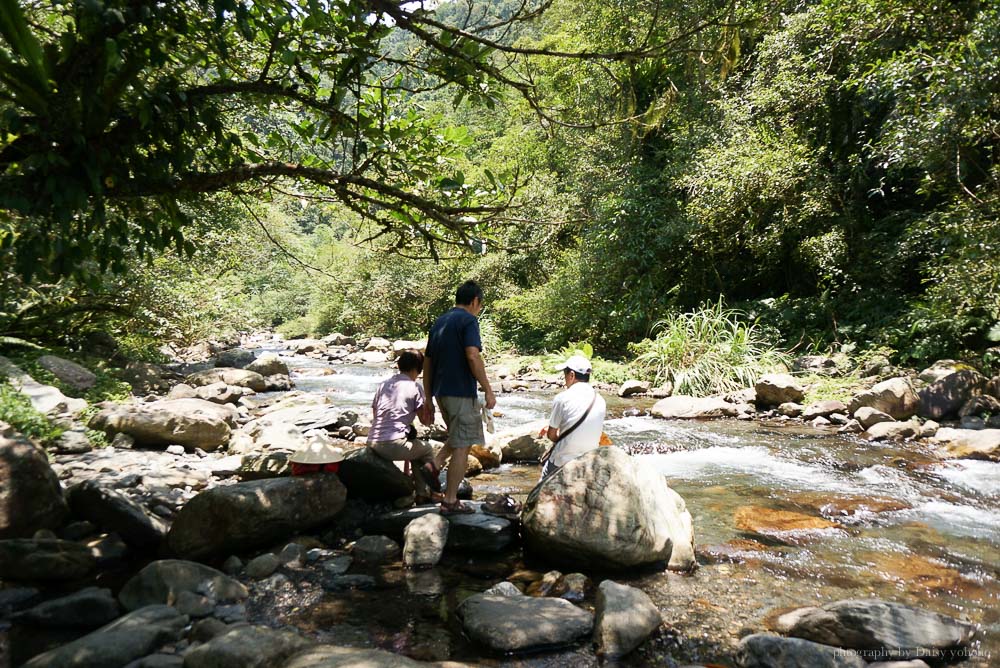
[421,280,496,514]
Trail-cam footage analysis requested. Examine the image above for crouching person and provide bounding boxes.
[367,349,442,503]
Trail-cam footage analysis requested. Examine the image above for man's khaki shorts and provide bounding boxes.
[437,395,484,449]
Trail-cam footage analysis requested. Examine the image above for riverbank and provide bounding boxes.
[1,334,998,666]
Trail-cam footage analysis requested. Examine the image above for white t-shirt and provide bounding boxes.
[548,382,607,467]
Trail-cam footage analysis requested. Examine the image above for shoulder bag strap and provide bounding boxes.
[541,388,598,464]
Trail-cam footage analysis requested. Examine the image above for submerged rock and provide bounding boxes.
[522,447,696,571]
[457,592,593,653]
[167,476,347,560]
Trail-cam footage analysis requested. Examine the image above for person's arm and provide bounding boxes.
[419,354,434,425]
[546,426,558,441]
[465,346,496,409]
[546,395,562,441]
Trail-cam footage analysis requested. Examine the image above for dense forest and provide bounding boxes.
[2,0,998,370]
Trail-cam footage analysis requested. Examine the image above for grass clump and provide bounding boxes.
[541,341,634,385]
[628,300,788,396]
[0,382,64,444]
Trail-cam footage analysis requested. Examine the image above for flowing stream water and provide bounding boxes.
[279,351,999,666]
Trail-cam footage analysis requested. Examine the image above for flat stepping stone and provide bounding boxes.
[364,505,513,552]
[457,592,593,653]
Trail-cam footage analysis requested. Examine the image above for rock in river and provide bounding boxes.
[21,604,188,668]
[737,633,867,668]
[0,538,95,581]
[522,447,695,571]
[336,446,414,501]
[167,476,347,560]
[89,398,235,451]
[66,480,167,550]
[593,580,662,659]
[458,591,593,653]
[119,559,247,611]
[848,377,919,420]
[183,624,314,668]
[930,427,1000,461]
[650,396,739,419]
[0,423,68,538]
[755,374,806,407]
[778,599,976,661]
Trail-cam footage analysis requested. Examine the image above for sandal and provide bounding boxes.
[481,493,522,519]
[419,462,443,493]
[414,492,445,505]
[439,500,475,515]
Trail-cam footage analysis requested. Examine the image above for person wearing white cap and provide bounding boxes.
[541,354,607,480]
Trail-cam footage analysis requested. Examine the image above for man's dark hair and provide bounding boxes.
[455,280,483,306]
[397,350,424,374]
[574,371,591,383]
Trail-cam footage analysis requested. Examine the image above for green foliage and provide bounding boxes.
[0,382,63,444]
[628,300,788,396]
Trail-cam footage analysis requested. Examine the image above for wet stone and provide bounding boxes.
[322,574,376,591]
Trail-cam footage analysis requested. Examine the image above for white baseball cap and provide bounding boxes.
[556,354,592,375]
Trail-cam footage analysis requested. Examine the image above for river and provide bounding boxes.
[272,352,999,666]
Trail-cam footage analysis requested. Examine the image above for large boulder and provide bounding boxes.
[755,374,806,407]
[737,633,866,668]
[88,398,234,451]
[930,428,1000,461]
[779,599,976,661]
[866,419,919,441]
[245,353,289,377]
[391,339,426,356]
[403,513,449,568]
[336,446,414,501]
[66,481,167,550]
[802,400,848,420]
[650,396,739,419]
[457,592,593,653]
[37,355,97,391]
[917,360,964,384]
[0,538,95,581]
[187,368,266,392]
[167,476,347,560]
[0,423,68,538]
[792,355,840,376]
[21,604,188,668]
[848,377,920,419]
[183,625,314,668]
[522,447,695,571]
[918,369,988,420]
[593,580,662,659]
[119,559,247,611]
[853,407,895,430]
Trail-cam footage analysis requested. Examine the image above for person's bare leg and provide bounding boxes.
[444,447,469,505]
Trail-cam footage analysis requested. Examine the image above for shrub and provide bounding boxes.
[629,300,788,396]
[0,383,64,444]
